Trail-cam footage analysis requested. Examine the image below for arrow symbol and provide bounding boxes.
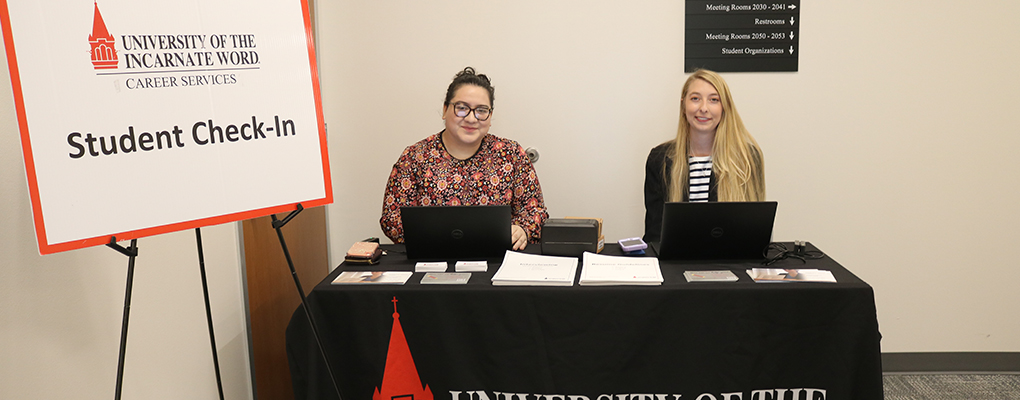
[791,16,796,25]
[789,4,797,9]
[790,46,795,54]
[791,31,795,40]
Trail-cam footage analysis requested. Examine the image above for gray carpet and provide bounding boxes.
[884,374,1020,399]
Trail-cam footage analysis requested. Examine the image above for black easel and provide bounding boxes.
[107,231,226,400]
[106,237,138,400]
[271,204,345,400]
[195,228,226,400]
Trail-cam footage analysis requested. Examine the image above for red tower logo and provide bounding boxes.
[88,1,117,70]
[374,297,434,400]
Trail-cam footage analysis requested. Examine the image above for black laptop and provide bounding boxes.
[655,201,777,260]
[400,205,511,260]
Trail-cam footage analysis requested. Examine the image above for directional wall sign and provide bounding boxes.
[685,1,800,72]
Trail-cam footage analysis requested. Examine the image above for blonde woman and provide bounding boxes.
[643,69,765,242]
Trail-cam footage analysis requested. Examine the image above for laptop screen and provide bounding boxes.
[400,205,511,260]
[657,201,777,260]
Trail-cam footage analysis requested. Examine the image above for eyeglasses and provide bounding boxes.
[451,102,492,121]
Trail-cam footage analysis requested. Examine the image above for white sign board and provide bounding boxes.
[2,0,331,254]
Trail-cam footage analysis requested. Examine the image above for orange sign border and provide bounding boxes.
[0,0,333,254]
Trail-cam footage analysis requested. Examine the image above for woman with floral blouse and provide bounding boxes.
[380,67,549,250]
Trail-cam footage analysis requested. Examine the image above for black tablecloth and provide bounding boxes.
[287,243,882,400]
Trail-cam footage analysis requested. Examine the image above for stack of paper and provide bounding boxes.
[579,252,663,286]
[420,272,471,285]
[331,271,413,285]
[746,268,837,283]
[491,251,578,286]
[684,270,739,282]
[415,262,448,273]
[455,261,488,272]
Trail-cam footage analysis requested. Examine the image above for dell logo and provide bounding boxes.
[451,229,464,239]
[710,227,725,238]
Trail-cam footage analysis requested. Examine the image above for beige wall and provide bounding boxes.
[0,53,253,399]
[321,0,1020,353]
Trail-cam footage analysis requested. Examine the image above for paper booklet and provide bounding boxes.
[420,272,472,285]
[331,271,413,285]
[580,252,663,286]
[684,270,739,282]
[491,251,578,286]
[746,268,837,283]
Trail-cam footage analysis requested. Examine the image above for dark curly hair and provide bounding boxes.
[444,67,495,108]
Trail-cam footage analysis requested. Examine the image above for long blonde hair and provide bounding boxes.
[667,70,765,202]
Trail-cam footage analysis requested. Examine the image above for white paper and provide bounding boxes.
[415,262,448,273]
[420,272,471,285]
[580,252,663,286]
[683,270,739,282]
[491,251,577,286]
[331,271,413,285]
[746,268,836,283]
[455,260,488,272]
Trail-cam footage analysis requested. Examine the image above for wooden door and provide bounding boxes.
[242,205,329,400]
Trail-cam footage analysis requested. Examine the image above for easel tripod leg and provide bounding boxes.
[108,238,138,400]
[196,228,226,400]
[271,206,346,400]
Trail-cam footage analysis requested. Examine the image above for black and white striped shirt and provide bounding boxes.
[688,156,712,202]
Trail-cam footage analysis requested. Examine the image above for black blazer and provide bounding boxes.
[643,142,717,242]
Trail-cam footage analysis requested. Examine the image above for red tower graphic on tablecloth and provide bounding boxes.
[374,297,434,400]
[88,1,117,70]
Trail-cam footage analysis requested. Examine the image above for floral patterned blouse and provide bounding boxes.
[380,132,549,243]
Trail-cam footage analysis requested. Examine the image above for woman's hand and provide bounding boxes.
[511,224,528,250]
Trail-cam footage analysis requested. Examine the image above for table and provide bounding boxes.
[287,243,882,400]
